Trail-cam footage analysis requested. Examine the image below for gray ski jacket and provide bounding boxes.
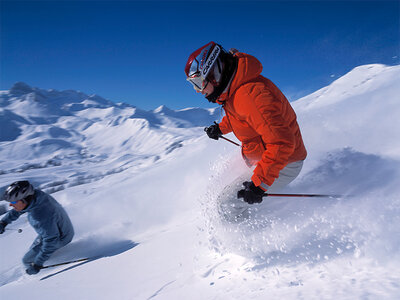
[1,189,74,266]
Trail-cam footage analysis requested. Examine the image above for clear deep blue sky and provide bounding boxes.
[1,1,399,110]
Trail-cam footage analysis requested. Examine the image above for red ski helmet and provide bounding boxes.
[185,42,225,92]
[185,42,237,103]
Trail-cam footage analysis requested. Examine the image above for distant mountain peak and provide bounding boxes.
[153,105,173,114]
[10,82,34,96]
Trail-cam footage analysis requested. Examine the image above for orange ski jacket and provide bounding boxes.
[217,52,307,188]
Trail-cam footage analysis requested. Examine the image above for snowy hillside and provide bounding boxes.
[1,64,400,299]
[0,82,220,193]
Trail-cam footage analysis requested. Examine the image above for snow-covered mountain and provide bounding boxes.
[1,64,400,299]
[0,82,221,193]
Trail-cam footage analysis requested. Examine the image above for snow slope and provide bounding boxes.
[0,64,400,299]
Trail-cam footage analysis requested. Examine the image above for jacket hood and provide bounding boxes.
[217,52,263,103]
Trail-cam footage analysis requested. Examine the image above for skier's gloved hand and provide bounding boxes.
[0,221,7,234]
[237,181,265,204]
[204,123,222,140]
[26,263,42,275]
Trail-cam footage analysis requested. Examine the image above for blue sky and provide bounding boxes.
[1,1,399,110]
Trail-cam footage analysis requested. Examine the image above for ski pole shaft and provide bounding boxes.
[7,228,23,233]
[210,121,241,147]
[41,257,91,269]
[220,136,240,147]
[264,193,344,198]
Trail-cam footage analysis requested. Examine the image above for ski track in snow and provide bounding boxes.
[1,64,400,299]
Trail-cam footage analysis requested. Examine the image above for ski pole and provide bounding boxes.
[7,228,23,233]
[205,122,241,147]
[41,257,91,269]
[214,121,241,147]
[219,136,240,147]
[264,193,344,198]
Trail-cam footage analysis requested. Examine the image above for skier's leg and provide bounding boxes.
[219,160,304,222]
[22,236,42,268]
[268,160,304,192]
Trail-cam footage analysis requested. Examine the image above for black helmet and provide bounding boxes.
[185,42,237,103]
[3,181,34,203]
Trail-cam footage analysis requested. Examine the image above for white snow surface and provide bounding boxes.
[0,64,400,299]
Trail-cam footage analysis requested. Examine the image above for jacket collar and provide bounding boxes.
[216,52,263,104]
[21,190,38,212]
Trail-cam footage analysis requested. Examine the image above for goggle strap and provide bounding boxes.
[201,45,221,79]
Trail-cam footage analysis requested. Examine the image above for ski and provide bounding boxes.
[41,257,91,269]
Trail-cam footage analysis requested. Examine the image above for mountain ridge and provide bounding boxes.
[0,82,221,193]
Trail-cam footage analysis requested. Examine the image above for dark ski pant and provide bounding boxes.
[22,234,73,268]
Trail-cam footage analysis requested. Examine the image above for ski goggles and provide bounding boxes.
[186,72,209,92]
[9,197,29,204]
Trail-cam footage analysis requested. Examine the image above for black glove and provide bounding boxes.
[0,221,7,234]
[237,181,265,204]
[204,123,222,140]
[26,263,42,275]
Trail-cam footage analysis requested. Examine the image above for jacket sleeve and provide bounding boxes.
[1,209,23,225]
[237,85,296,187]
[218,115,233,135]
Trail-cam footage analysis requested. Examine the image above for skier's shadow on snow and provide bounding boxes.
[40,239,139,281]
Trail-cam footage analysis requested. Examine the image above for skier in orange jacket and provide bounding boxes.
[185,42,307,204]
